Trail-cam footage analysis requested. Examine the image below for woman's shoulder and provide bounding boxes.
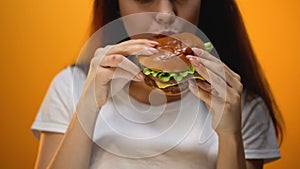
[241,89,270,125]
[241,90,281,161]
[242,89,265,108]
[51,65,86,84]
[53,66,73,79]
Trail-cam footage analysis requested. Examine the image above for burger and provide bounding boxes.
[137,33,213,96]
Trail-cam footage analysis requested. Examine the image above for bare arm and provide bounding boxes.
[34,114,94,169]
[217,133,264,169]
[217,132,246,169]
[34,132,64,169]
[246,159,264,169]
[46,114,94,169]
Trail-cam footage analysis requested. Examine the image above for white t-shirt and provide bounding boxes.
[31,66,281,168]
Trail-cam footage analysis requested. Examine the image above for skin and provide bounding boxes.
[34,0,264,168]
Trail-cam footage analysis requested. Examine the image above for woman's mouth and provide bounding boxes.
[155,31,177,38]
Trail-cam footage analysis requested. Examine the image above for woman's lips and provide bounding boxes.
[155,31,177,38]
[132,31,178,40]
[160,31,176,35]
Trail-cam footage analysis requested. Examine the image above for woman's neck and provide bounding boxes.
[128,81,186,105]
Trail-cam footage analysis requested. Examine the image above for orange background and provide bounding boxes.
[0,0,299,168]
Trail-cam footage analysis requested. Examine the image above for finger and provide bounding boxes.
[188,81,211,105]
[192,48,241,81]
[188,59,227,98]
[190,71,241,107]
[190,49,227,83]
[223,63,241,81]
[108,39,159,56]
[196,58,242,93]
[131,45,160,56]
[96,67,144,86]
[110,44,159,56]
[95,67,115,85]
[189,78,224,101]
[119,39,159,47]
[110,67,144,82]
[197,58,241,90]
[198,57,241,82]
[192,48,238,81]
[187,55,241,93]
[192,48,219,62]
[196,80,212,93]
[188,81,225,111]
[100,54,141,76]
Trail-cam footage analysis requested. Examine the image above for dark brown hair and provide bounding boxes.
[92,0,284,144]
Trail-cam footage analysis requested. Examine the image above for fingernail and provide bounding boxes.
[192,48,205,56]
[136,48,159,56]
[186,55,197,59]
[187,55,203,67]
[186,55,193,59]
[148,40,159,46]
[147,47,159,54]
[137,72,145,80]
[189,58,201,67]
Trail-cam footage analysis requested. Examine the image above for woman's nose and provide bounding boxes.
[155,0,175,25]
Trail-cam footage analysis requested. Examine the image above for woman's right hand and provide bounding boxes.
[39,40,159,169]
[76,39,159,115]
[41,39,160,168]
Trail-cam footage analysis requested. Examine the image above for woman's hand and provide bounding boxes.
[42,39,160,169]
[186,48,243,135]
[77,39,159,115]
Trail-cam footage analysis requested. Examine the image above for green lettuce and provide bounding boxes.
[143,67,195,82]
[204,42,213,52]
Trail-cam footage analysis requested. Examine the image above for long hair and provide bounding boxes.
[92,0,284,144]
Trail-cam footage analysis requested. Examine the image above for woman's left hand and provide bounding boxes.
[186,48,243,135]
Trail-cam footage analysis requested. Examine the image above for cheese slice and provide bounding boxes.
[155,81,176,89]
[193,75,206,81]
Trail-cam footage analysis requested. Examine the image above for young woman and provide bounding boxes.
[32,0,284,169]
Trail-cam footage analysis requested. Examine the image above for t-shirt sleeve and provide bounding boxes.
[241,95,281,163]
[31,67,76,139]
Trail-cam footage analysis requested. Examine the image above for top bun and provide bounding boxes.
[137,33,204,72]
